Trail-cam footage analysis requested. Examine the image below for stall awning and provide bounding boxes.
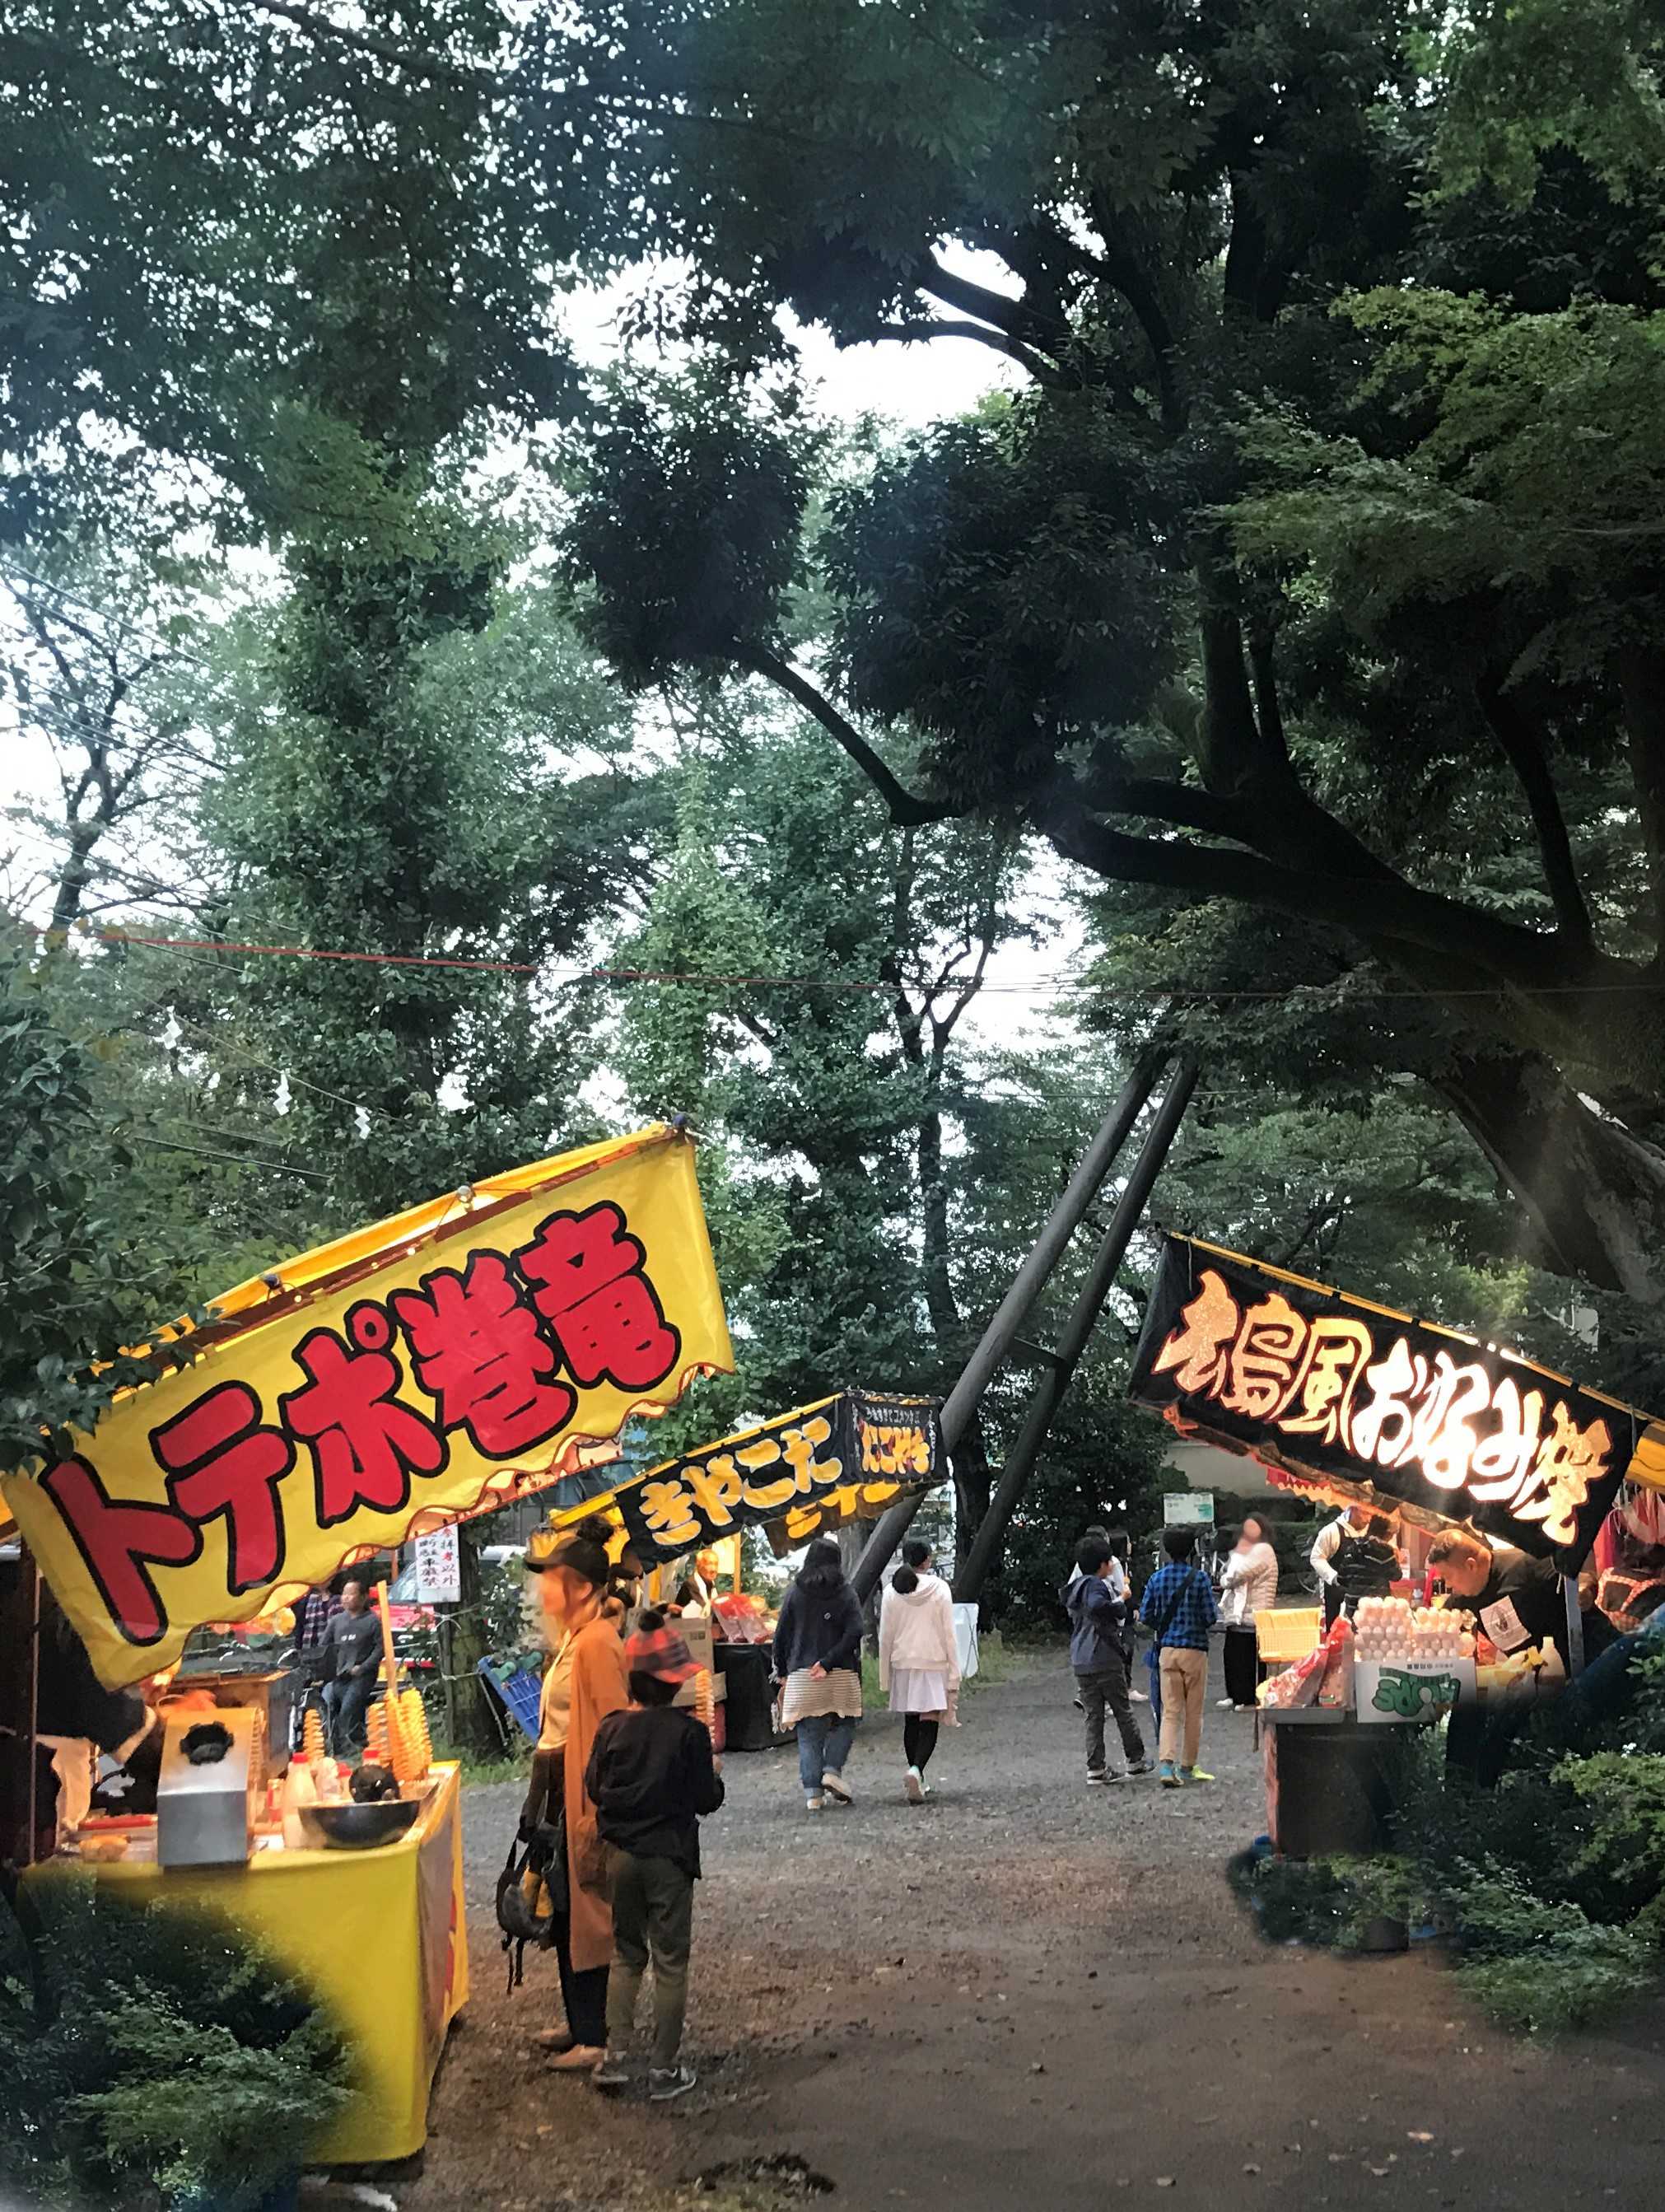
[535,1388,944,1562]
[1130,1234,1665,1569]
[2,1124,733,1686]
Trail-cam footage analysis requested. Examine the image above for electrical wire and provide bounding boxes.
[133,1132,330,1181]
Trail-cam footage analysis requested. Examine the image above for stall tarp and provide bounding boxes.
[553,1389,942,1563]
[3,1126,732,1687]
[1130,1234,1641,1569]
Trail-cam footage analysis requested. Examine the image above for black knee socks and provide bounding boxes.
[903,1715,939,1771]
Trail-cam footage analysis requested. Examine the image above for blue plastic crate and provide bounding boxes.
[480,1659,543,1743]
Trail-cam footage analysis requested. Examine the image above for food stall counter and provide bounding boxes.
[27,1763,469,2166]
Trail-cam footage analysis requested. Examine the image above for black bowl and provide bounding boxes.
[296,1799,421,1850]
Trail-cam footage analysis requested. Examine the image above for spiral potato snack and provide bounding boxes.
[397,1688,432,1780]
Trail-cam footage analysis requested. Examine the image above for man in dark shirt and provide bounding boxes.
[586,1614,724,2102]
[1429,1531,1569,1666]
[319,1580,380,1757]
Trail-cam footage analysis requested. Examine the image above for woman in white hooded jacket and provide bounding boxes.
[879,1538,960,1804]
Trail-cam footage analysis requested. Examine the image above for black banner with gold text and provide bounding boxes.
[1130,1237,1634,1568]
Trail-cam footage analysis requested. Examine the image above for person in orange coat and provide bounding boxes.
[529,1528,629,2074]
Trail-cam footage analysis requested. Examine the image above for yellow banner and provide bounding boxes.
[3,1127,732,1687]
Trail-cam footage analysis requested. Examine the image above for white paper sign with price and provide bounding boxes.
[414,1524,462,1606]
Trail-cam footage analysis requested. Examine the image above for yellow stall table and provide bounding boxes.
[30,1764,469,2168]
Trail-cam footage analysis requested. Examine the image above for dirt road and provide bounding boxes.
[408,1650,1665,2212]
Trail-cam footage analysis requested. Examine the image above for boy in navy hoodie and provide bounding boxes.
[1064,1538,1154,1784]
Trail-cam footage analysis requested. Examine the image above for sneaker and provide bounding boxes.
[1181,1765,1216,1784]
[1215,1697,1236,1710]
[592,2048,631,2089]
[1126,1757,1156,1776]
[1086,1767,1108,1786]
[1072,1695,1084,1711]
[532,2027,576,2053]
[648,2062,698,2103]
[822,1770,853,1804]
[921,1775,933,1797]
[904,1766,925,1804]
[1130,1689,1150,1704]
[1158,1762,1182,1789]
[805,1794,825,1813]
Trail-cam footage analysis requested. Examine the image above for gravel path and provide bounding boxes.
[403,1648,1665,2212]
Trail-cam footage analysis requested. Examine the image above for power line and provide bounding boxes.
[133,1132,330,1182]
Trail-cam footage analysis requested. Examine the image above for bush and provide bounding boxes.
[1233,1723,1665,2033]
[0,1876,352,2210]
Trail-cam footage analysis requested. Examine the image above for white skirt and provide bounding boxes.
[889,1667,950,1715]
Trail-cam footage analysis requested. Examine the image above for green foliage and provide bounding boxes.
[1238,1727,1665,2033]
[0,939,184,1472]
[0,1876,351,2210]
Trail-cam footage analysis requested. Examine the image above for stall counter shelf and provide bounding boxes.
[26,1762,469,2167]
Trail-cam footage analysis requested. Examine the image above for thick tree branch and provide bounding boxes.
[1476,679,1594,951]
[1073,768,1265,844]
[860,318,1068,389]
[1036,791,1614,996]
[739,646,960,828]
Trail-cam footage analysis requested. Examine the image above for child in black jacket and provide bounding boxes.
[585,1613,724,2102]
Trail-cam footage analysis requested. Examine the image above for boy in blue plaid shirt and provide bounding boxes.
[1139,1529,1218,1788]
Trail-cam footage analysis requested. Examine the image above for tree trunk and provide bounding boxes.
[1437,1046,1665,1302]
[445,1523,503,1757]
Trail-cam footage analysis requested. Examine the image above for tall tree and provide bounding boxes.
[601,701,1042,1565]
[558,0,1665,1305]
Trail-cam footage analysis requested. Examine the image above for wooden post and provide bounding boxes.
[850,1052,1166,1602]
[373,1578,401,1701]
[953,1057,1198,1606]
[1563,1574,1586,1678]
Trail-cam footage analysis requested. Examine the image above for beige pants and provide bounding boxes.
[1158,1647,1207,1770]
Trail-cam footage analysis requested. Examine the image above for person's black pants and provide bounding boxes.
[549,1902,608,2046]
[324,1673,371,1758]
[902,1715,939,1771]
[1223,1627,1260,1709]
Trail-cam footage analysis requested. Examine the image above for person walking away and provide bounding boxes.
[879,1539,960,1804]
[589,1614,725,2102]
[1064,1538,1153,1783]
[319,1578,380,1758]
[528,1529,629,2075]
[1218,1516,1279,1712]
[1140,1531,1218,1787]
[771,1537,864,1812]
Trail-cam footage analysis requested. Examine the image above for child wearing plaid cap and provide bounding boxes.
[585,1611,725,2102]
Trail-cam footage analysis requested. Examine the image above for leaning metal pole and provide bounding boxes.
[952,1056,1199,1606]
[849,1050,1166,1604]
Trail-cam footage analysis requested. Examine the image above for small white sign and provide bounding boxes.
[414,1525,461,1606]
[1163,1491,1215,1527]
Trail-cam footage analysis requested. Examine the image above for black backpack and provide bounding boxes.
[496,1817,566,1994]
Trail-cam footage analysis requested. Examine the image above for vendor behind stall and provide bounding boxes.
[1429,1528,1569,1666]
[319,1579,381,1757]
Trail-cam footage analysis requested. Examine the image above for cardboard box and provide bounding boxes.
[671,1611,725,1705]
[1355,1656,1475,1724]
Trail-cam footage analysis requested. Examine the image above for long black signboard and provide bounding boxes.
[616,1388,942,1562]
[1130,1236,1635,1570]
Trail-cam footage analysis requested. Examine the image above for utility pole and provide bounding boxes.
[850,1052,1166,1603]
[953,1058,1197,1604]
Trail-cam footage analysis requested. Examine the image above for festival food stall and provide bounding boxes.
[533,1389,944,1747]
[1129,1234,1665,1854]
[2,1123,732,2165]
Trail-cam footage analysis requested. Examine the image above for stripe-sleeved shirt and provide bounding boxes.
[1139,1561,1218,1651]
